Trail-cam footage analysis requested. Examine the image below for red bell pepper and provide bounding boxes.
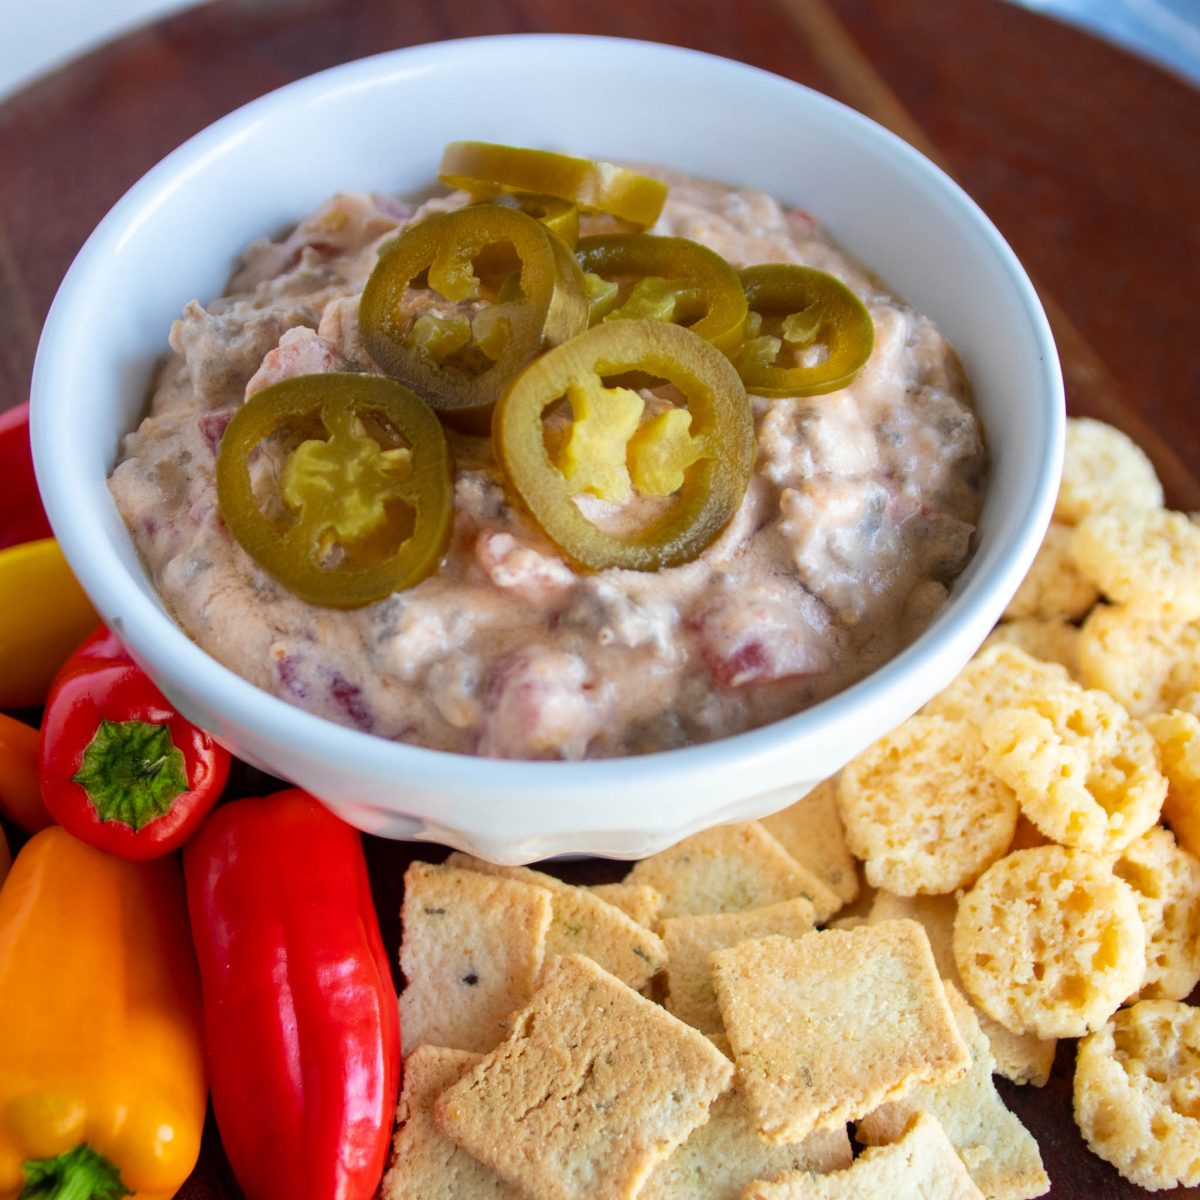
[0,403,52,550]
[38,625,231,859]
[184,789,401,1200]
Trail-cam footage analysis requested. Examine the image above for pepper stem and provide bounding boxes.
[71,718,189,830]
[20,1144,131,1200]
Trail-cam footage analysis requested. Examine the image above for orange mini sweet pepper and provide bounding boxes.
[0,827,207,1200]
[0,712,51,833]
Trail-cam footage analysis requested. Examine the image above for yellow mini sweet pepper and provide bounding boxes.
[0,827,206,1200]
[0,539,98,709]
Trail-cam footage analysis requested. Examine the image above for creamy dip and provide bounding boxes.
[109,170,985,759]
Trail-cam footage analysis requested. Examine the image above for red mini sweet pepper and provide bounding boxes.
[38,625,231,859]
[184,788,401,1200]
[0,402,52,551]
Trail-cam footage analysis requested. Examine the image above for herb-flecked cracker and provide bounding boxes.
[867,890,1056,1087]
[742,1112,986,1199]
[759,779,859,906]
[443,853,667,990]
[627,822,840,922]
[660,898,818,1032]
[857,983,1049,1200]
[381,1045,518,1200]
[590,882,663,927]
[435,954,733,1200]
[399,862,553,1055]
[639,1080,851,1200]
[711,922,970,1143]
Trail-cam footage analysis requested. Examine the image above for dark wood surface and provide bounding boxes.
[2,0,1198,1196]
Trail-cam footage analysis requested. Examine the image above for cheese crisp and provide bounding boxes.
[953,846,1145,1039]
[1054,416,1163,525]
[1074,1000,1200,1191]
[1002,523,1098,622]
[838,715,1018,895]
[981,680,1166,855]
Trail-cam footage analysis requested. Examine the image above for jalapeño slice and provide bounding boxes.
[735,264,874,397]
[575,234,748,357]
[439,142,668,227]
[359,205,589,431]
[216,374,453,609]
[493,321,754,572]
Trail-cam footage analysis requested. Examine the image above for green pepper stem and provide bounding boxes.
[20,1144,131,1200]
[71,718,189,831]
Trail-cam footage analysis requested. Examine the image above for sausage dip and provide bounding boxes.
[109,169,986,759]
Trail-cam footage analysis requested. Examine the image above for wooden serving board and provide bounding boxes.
[1,0,1198,1196]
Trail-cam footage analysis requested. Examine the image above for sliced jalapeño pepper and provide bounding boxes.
[359,205,588,430]
[493,321,754,572]
[487,192,580,247]
[216,374,453,609]
[439,142,668,228]
[575,235,748,357]
[735,264,874,397]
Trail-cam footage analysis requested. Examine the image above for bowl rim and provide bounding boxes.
[31,33,1065,798]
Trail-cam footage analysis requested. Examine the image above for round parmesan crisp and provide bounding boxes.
[837,716,1018,896]
[980,681,1166,854]
[1112,827,1200,1003]
[923,643,1072,728]
[984,618,1081,677]
[1074,1000,1200,1191]
[1079,605,1200,718]
[1055,417,1163,526]
[1071,509,1200,620]
[1148,709,1200,860]
[954,846,1146,1039]
[1002,523,1099,622]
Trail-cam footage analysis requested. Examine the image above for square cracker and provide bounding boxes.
[858,983,1049,1200]
[743,1112,986,1199]
[590,882,663,928]
[759,779,859,906]
[381,1045,518,1199]
[639,1080,851,1200]
[436,954,733,1200]
[444,853,667,990]
[627,822,840,922]
[867,890,1056,1087]
[711,922,970,1143]
[661,898,818,1033]
[399,862,553,1055]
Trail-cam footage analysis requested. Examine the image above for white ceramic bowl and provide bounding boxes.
[31,35,1062,863]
